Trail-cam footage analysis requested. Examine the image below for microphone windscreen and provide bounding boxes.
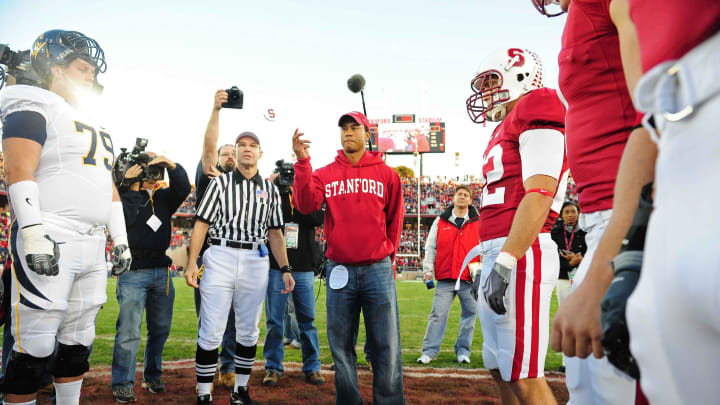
[347,74,366,93]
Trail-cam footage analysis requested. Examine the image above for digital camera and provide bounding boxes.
[274,159,295,193]
[0,44,40,90]
[112,138,164,187]
[222,86,244,109]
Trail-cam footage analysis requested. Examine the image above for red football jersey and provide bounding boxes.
[478,88,569,242]
[629,0,720,72]
[559,0,642,214]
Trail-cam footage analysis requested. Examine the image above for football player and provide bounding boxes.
[624,1,720,404]
[466,48,568,405]
[533,0,656,404]
[0,30,131,405]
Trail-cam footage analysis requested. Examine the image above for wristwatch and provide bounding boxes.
[280,265,293,274]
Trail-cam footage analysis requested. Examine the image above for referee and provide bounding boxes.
[185,131,295,405]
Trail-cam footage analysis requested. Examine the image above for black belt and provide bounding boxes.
[209,238,256,250]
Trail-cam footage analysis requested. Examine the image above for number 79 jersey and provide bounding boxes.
[0,85,115,226]
[478,88,568,242]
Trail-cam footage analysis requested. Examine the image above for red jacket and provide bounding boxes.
[432,206,480,281]
[293,150,404,266]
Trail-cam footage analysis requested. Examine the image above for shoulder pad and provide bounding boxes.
[515,88,566,130]
[0,85,59,120]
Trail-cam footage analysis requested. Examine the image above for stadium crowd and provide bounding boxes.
[89,176,580,272]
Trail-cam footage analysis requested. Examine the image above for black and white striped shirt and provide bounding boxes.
[195,169,283,242]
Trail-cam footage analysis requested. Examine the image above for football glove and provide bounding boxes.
[111,235,132,276]
[21,224,60,276]
[482,261,512,315]
[601,251,642,380]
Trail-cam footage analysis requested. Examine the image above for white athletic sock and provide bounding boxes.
[5,400,37,405]
[54,379,83,405]
[198,382,213,396]
[234,373,250,391]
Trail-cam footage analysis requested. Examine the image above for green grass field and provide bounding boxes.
[91,278,563,370]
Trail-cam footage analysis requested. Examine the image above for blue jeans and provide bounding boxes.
[283,293,300,342]
[326,257,405,405]
[421,279,477,358]
[193,257,236,374]
[263,270,321,374]
[111,267,175,388]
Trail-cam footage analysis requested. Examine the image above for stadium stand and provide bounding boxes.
[97,176,579,272]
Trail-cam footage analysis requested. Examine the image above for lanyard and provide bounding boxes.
[563,228,575,251]
[147,187,159,215]
[288,193,294,217]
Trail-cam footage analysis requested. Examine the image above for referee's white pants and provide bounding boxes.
[197,245,269,350]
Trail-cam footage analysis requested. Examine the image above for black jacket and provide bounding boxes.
[269,190,324,272]
[551,221,587,280]
[120,164,191,270]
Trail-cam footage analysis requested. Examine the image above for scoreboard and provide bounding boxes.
[369,114,445,154]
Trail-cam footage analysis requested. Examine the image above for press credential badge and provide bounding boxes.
[146,214,162,232]
[285,222,299,249]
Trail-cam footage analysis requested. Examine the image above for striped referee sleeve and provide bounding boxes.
[268,183,283,229]
[195,177,221,224]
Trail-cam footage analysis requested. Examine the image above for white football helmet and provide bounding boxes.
[532,0,566,18]
[466,48,543,123]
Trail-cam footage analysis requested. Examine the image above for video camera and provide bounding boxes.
[0,44,41,90]
[274,160,295,193]
[222,86,244,109]
[112,138,164,187]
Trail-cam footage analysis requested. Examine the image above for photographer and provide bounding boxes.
[110,150,190,402]
[262,162,325,388]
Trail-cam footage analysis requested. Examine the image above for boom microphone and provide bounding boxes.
[347,74,366,93]
[346,73,372,151]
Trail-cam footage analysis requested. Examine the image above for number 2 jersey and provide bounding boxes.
[0,85,115,226]
[479,88,568,242]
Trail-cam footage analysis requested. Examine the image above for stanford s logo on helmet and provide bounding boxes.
[466,48,543,124]
[31,29,106,84]
[531,0,566,17]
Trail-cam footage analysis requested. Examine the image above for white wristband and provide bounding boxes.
[108,201,127,241]
[496,251,518,269]
[8,180,43,229]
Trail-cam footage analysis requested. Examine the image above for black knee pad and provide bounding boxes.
[52,343,90,378]
[0,350,50,394]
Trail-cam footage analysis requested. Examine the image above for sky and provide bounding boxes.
[0,0,567,182]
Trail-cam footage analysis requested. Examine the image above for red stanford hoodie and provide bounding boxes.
[293,150,404,266]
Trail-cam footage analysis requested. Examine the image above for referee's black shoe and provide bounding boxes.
[230,386,254,405]
[197,394,212,405]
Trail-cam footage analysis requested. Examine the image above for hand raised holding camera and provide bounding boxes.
[148,155,176,170]
[213,89,228,112]
[124,164,143,180]
[293,128,311,160]
[124,164,143,191]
